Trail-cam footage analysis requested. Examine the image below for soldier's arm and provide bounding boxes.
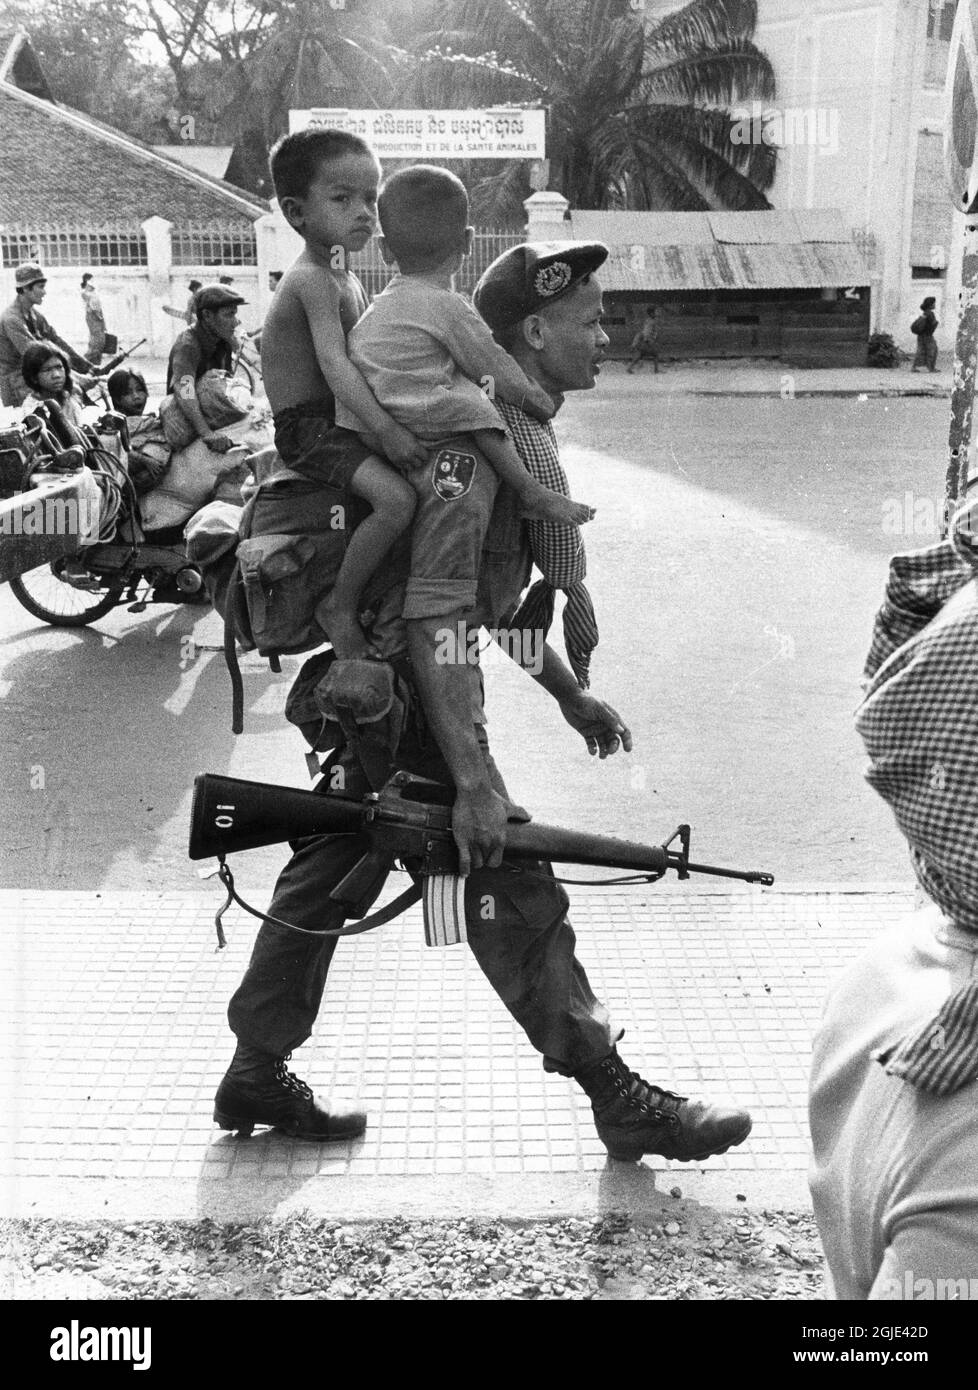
[407,618,512,875]
[497,633,632,758]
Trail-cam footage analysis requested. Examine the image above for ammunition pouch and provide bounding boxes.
[285,651,412,791]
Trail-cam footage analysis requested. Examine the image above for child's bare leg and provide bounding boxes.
[473,430,594,526]
[317,454,416,660]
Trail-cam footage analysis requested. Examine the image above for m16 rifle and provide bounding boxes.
[190,772,775,949]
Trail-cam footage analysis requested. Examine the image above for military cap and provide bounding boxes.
[14,263,46,289]
[473,241,608,334]
[194,283,247,313]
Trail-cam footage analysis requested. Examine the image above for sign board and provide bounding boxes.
[945,0,978,211]
[289,108,545,159]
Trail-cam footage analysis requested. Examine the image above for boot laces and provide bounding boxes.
[603,1056,685,1129]
[274,1053,313,1103]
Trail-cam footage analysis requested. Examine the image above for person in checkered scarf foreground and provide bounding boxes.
[809,526,978,1299]
[215,241,755,1165]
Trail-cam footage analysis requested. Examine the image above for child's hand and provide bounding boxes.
[381,423,429,469]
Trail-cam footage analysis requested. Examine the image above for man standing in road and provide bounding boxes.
[165,282,245,454]
[214,241,753,1167]
[625,305,661,374]
[0,263,97,407]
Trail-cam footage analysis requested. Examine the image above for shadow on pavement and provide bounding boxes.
[0,602,286,890]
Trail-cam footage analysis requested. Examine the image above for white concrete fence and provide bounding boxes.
[0,198,552,366]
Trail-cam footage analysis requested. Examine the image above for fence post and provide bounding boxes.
[523,190,571,242]
[142,215,174,358]
[255,202,304,321]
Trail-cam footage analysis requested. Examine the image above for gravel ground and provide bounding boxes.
[3,1204,827,1301]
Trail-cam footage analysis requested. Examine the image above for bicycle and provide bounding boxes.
[232,329,263,396]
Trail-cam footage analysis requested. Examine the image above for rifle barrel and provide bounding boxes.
[686,860,775,886]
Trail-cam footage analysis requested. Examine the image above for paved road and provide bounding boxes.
[0,372,943,891]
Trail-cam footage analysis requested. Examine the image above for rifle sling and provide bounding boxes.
[212,857,422,949]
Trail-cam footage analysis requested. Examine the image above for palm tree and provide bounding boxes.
[204,0,410,193]
[409,0,778,219]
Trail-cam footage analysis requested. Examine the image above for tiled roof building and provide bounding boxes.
[0,30,266,227]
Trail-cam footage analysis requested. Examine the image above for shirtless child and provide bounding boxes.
[261,129,592,660]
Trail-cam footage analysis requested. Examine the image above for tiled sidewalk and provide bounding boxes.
[0,885,916,1221]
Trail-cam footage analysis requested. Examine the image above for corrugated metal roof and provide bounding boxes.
[597,241,871,291]
[572,211,715,245]
[707,210,801,244]
[570,207,871,290]
[792,208,850,243]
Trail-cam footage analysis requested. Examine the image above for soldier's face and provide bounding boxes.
[533,278,609,392]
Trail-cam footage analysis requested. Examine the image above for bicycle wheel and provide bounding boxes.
[232,356,255,393]
[8,559,123,626]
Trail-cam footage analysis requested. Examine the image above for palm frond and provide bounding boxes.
[638,40,777,108]
[467,159,531,224]
[647,0,760,56]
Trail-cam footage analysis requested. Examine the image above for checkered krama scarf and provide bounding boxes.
[857,544,978,1094]
[496,398,597,688]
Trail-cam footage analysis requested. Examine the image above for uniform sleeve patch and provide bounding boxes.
[431,448,478,501]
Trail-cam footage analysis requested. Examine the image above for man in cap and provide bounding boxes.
[214,238,753,1167]
[0,263,97,407]
[809,537,978,1298]
[165,282,246,452]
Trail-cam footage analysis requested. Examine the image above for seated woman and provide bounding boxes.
[20,342,93,434]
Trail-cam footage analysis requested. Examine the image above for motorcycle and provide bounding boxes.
[3,400,211,628]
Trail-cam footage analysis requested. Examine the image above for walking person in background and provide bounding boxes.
[626,305,660,374]
[910,297,939,373]
[80,273,106,366]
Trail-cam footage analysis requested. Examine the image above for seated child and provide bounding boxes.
[107,369,172,495]
[260,129,591,660]
[335,165,595,609]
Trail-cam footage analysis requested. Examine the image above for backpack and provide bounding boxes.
[186,463,348,733]
[910,315,927,335]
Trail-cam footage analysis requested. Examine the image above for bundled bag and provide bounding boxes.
[196,369,251,429]
[126,414,172,495]
[910,315,927,335]
[159,393,197,450]
[141,439,249,531]
[159,369,252,449]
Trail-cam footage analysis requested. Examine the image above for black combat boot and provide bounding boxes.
[214,1045,367,1141]
[576,1049,752,1162]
